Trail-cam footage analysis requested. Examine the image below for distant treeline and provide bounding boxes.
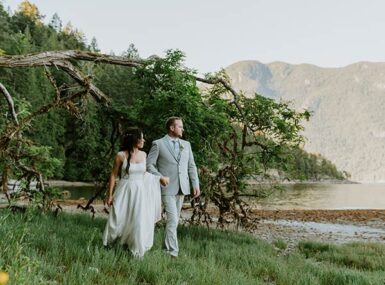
[0,2,347,182]
[272,147,347,181]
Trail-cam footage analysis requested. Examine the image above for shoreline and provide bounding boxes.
[46,179,358,188]
[246,179,358,185]
[1,179,368,191]
[2,199,385,250]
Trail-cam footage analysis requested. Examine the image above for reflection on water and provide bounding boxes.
[60,186,98,200]
[251,183,385,210]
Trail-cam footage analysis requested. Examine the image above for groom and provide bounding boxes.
[147,117,200,257]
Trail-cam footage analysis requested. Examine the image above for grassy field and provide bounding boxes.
[1,209,385,285]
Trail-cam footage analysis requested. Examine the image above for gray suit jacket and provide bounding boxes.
[147,135,199,195]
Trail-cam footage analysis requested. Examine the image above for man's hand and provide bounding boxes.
[193,187,200,198]
[160,176,170,187]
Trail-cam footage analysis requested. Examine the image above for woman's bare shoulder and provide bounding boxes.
[115,151,126,161]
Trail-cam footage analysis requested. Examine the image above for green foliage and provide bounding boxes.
[0,1,87,181]
[20,145,63,178]
[104,50,229,165]
[1,95,62,182]
[239,94,311,145]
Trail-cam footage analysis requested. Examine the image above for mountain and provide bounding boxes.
[225,60,385,182]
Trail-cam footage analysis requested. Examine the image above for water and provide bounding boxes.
[58,183,385,210]
[249,183,385,239]
[59,186,99,200]
[250,183,385,210]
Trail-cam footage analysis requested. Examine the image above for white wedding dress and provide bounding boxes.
[103,152,161,257]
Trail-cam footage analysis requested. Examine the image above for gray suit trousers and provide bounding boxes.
[162,194,184,257]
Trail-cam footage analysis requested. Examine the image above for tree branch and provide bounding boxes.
[44,66,60,101]
[0,88,89,151]
[52,60,109,103]
[0,82,19,125]
[0,50,143,68]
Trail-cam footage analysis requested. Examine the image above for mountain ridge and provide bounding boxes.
[225,60,385,182]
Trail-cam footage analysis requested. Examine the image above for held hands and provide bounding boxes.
[160,176,170,186]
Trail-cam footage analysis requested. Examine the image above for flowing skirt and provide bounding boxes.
[102,173,161,257]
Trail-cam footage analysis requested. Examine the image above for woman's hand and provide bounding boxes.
[160,176,170,187]
[106,195,113,206]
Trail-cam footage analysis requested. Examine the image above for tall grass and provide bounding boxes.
[1,209,385,284]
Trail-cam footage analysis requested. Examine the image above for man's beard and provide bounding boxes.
[171,131,182,138]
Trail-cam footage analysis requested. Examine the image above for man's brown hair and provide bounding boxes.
[166,116,182,131]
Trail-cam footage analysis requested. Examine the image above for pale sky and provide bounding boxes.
[3,0,385,73]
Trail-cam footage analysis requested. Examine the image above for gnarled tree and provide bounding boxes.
[0,49,309,227]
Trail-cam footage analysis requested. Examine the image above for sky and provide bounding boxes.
[3,0,385,74]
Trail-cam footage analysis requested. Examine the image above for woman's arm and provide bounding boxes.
[106,153,123,206]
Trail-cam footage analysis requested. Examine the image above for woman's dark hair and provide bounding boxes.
[120,127,143,176]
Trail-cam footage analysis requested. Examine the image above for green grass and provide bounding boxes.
[272,239,287,250]
[1,209,385,285]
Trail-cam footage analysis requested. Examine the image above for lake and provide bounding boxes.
[60,183,385,210]
[252,183,385,210]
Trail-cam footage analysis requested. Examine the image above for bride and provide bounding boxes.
[103,128,169,257]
